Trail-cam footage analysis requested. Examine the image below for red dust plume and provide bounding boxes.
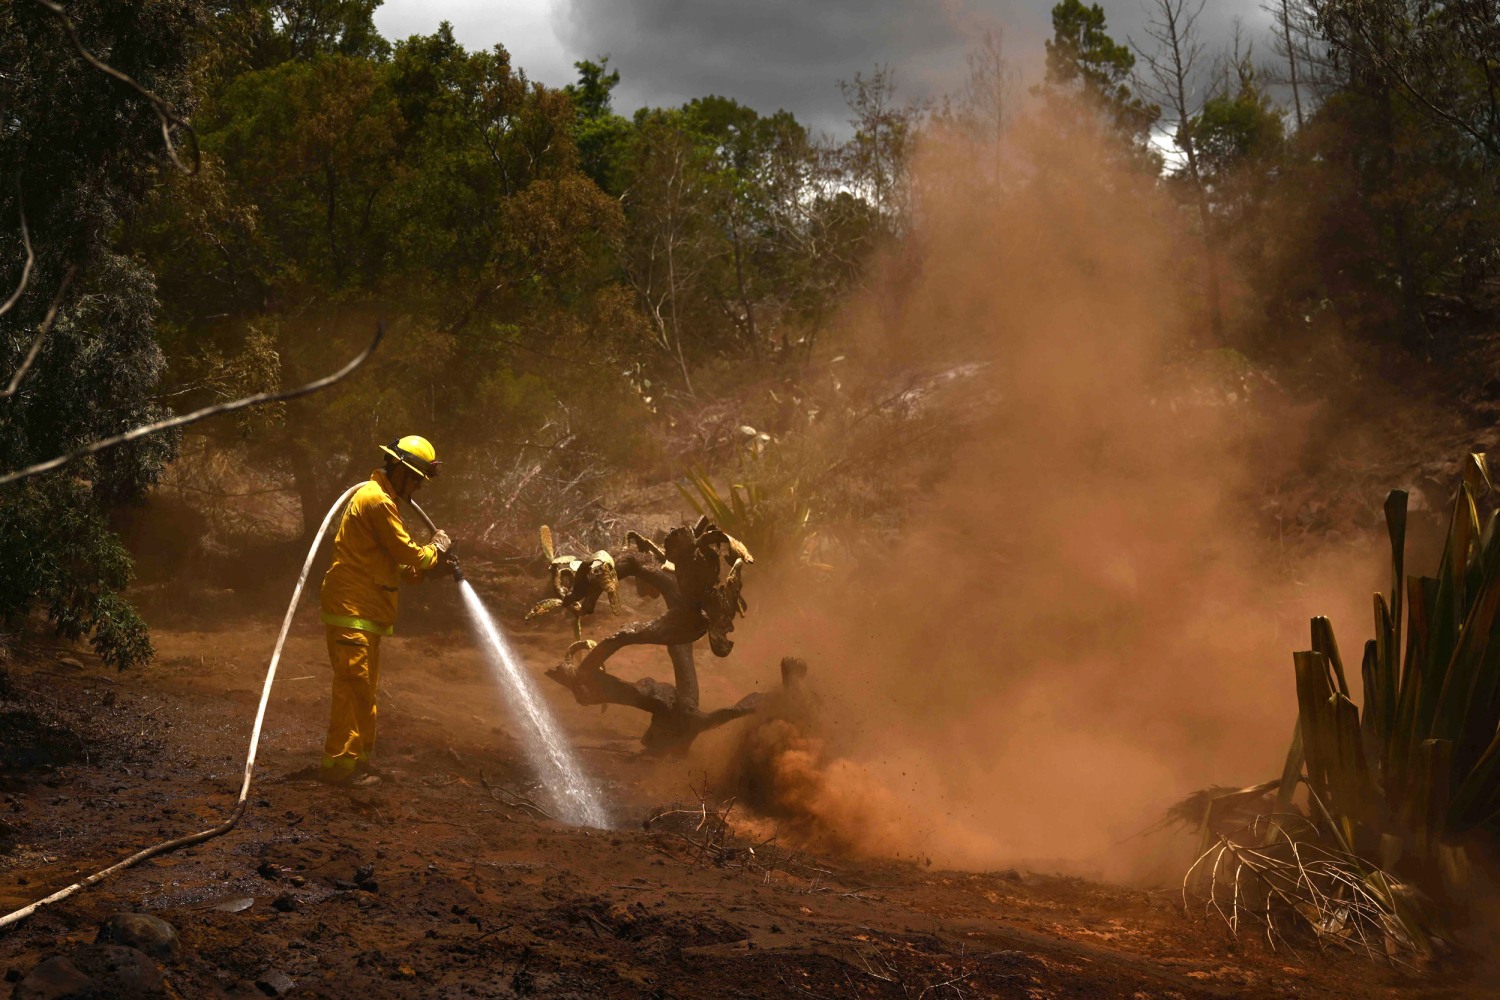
[711,117,1384,879]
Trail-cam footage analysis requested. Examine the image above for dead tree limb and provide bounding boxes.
[29,0,200,173]
[0,182,34,318]
[546,649,764,754]
[1,265,74,401]
[1,322,383,486]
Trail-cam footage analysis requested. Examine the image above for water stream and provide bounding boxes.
[457,579,611,829]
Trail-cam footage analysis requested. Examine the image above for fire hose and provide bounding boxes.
[0,482,365,931]
[407,498,464,582]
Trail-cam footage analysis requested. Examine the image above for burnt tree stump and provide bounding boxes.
[546,643,764,754]
[542,521,761,755]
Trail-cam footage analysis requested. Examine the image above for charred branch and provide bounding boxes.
[545,646,765,755]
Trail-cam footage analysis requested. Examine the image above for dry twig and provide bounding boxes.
[478,768,556,821]
[1,265,74,401]
[1182,814,1423,964]
[0,182,34,319]
[644,786,844,896]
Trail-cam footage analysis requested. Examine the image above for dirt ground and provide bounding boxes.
[0,587,1494,998]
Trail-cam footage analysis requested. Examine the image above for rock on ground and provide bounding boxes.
[11,955,91,1000]
[13,945,164,1000]
[95,913,181,962]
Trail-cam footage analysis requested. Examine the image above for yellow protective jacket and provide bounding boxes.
[319,470,440,635]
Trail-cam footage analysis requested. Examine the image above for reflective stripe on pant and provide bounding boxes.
[322,626,381,773]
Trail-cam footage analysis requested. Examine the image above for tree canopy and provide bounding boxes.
[4,0,1500,669]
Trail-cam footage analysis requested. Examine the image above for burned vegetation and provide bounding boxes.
[539,518,772,755]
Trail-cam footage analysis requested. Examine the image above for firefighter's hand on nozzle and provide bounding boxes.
[432,529,452,554]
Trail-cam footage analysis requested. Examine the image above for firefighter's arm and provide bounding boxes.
[399,530,452,584]
[371,496,440,578]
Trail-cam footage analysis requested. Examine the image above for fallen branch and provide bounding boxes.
[1,323,383,487]
[474,921,514,942]
[478,768,555,821]
[840,884,900,899]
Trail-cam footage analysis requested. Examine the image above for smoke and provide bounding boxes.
[708,113,1385,879]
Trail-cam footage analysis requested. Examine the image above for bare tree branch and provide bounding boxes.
[1132,0,1209,158]
[1318,0,1500,161]
[0,323,384,487]
[0,182,34,318]
[1132,0,1225,345]
[29,0,200,174]
[1266,0,1307,127]
[0,265,74,400]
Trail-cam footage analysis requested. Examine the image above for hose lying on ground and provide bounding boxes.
[0,483,363,931]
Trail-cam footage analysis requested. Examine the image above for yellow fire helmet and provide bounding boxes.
[379,435,442,479]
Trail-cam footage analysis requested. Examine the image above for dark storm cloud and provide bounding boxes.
[559,0,1276,134]
[559,0,967,132]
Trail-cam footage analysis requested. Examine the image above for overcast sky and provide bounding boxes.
[375,0,1279,135]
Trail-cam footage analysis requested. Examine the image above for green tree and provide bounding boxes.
[0,0,209,667]
[1037,0,1160,151]
[617,107,714,393]
[1187,68,1286,185]
[206,0,389,77]
[689,98,870,361]
[1176,61,1286,347]
[1260,0,1500,362]
[209,53,402,289]
[608,93,864,375]
[566,56,632,193]
[135,24,639,535]
[1314,0,1500,161]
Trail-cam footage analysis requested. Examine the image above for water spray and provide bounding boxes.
[458,585,611,828]
[406,498,609,828]
[0,484,611,932]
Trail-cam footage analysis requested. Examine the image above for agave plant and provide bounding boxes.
[1186,453,1500,959]
[1290,454,1499,875]
[676,465,813,564]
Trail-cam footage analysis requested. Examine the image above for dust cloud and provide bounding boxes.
[709,115,1386,880]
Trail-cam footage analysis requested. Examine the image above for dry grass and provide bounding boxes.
[1184,815,1433,965]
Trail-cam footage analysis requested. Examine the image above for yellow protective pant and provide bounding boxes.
[321,627,382,775]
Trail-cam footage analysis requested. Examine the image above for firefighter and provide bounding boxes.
[317,435,452,787]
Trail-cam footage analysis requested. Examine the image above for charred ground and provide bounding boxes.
[1,600,1495,998]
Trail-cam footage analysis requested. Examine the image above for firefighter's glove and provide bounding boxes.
[432,529,452,554]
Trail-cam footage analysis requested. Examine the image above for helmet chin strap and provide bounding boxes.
[386,461,418,499]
